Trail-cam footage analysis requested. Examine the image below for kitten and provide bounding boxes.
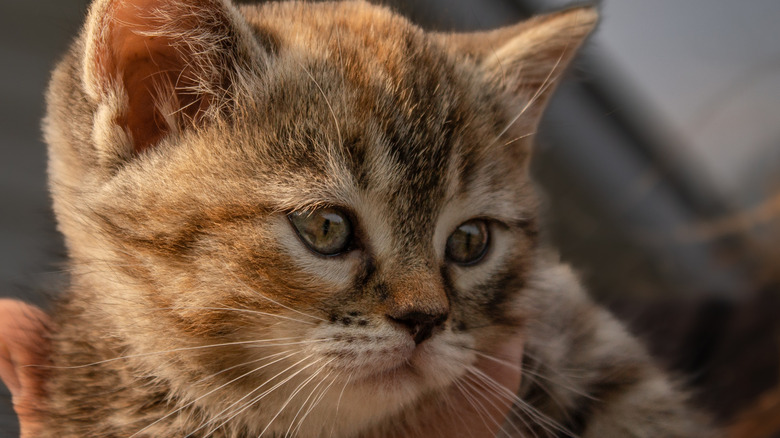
[38,0,716,436]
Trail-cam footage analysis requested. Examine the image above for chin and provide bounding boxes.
[323,330,474,424]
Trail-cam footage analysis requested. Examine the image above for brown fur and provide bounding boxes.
[40,0,716,436]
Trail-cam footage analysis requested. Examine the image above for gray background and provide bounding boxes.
[1,3,88,432]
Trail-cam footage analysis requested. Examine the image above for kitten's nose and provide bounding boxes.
[388,311,448,345]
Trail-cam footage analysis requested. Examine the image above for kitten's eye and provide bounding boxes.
[289,208,353,256]
[446,219,489,265]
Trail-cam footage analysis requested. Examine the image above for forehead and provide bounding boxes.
[236,2,523,212]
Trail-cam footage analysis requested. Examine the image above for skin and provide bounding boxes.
[0,300,50,438]
[0,299,522,438]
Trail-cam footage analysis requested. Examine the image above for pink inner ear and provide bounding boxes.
[96,0,217,154]
[115,38,178,153]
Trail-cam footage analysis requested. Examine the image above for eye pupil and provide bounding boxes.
[322,218,331,236]
[446,220,489,265]
[289,208,353,256]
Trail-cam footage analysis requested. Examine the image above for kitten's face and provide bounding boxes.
[45,0,594,433]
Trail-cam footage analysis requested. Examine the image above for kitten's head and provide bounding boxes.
[45,0,595,434]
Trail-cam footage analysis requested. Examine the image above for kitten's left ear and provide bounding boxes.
[442,6,598,125]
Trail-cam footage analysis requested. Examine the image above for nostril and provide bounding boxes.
[388,311,447,345]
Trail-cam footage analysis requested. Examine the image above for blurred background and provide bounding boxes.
[1,0,779,435]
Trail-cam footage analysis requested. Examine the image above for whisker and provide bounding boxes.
[462,374,515,437]
[260,358,336,437]
[468,368,541,418]
[521,350,594,400]
[33,337,329,370]
[329,372,353,438]
[229,270,329,323]
[440,384,478,438]
[196,354,321,437]
[150,305,320,326]
[244,338,337,349]
[452,378,497,435]
[461,372,525,437]
[465,370,543,438]
[509,367,571,424]
[469,349,522,372]
[521,365,593,401]
[286,368,335,436]
[292,369,339,437]
[467,366,577,438]
[130,350,297,437]
[210,358,324,438]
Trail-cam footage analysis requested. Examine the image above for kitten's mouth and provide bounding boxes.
[321,325,452,389]
[354,343,432,386]
[361,361,414,383]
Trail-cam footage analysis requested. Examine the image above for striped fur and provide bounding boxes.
[39,0,716,436]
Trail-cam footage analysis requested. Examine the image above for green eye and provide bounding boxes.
[289,208,353,256]
[446,219,489,265]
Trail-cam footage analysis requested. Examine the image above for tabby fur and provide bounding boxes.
[40,0,715,436]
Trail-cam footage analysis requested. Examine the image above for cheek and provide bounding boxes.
[448,240,534,330]
[188,216,364,319]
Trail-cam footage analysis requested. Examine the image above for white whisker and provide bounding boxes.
[292,369,339,436]
[34,337,326,370]
[463,374,514,437]
[286,368,333,436]
[452,378,497,435]
[229,269,329,323]
[32,338,324,370]
[329,372,352,438]
[471,349,522,372]
[130,350,297,437]
[151,305,321,326]
[198,354,321,437]
[462,372,525,437]
[260,358,336,437]
[467,366,577,438]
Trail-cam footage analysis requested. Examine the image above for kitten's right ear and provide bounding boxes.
[82,0,264,156]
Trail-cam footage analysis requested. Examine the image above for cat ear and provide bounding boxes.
[82,0,263,155]
[443,6,597,125]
